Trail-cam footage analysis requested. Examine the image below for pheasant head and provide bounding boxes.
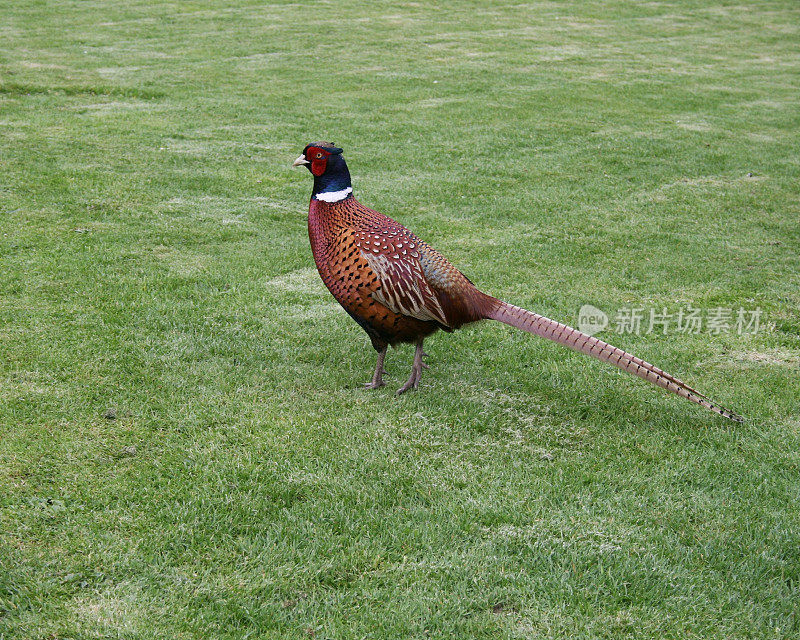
[292,141,352,202]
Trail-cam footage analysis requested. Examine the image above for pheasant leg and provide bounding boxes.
[364,346,387,389]
[397,339,426,395]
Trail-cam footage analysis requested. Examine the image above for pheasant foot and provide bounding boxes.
[364,346,387,390]
[397,339,426,395]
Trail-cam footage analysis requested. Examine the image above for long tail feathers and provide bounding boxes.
[487,300,743,422]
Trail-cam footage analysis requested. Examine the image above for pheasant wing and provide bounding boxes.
[356,231,450,328]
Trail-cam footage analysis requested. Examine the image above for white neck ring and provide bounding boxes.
[314,187,352,203]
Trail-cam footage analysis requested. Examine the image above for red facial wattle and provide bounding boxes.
[306,147,329,176]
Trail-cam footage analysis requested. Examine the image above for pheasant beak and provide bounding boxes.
[292,154,309,168]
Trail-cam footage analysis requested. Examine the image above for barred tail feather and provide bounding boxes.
[488,300,743,422]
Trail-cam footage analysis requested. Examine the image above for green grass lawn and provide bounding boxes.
[1,1,799,637]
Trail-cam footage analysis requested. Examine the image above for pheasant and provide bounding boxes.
[292,141,742,422]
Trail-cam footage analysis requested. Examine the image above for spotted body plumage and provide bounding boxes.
[308,196,485,349]
[292,141,743,419]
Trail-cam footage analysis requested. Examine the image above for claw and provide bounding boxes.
[396,377,418,395]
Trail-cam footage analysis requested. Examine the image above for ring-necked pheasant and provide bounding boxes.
[292,141,742,422]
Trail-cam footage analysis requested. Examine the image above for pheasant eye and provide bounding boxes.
[315,152,323,159]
